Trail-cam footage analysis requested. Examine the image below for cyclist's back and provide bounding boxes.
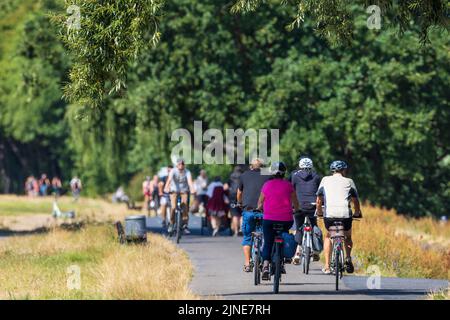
[317,174,358,219]
[291,169,321,212]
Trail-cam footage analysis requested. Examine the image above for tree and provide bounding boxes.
[55,0,449,109]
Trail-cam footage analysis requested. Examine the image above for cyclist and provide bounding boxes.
[142,176,152,212]
[158,165,173,228]
[316,160,362,275]
[237,158,270,273]
[257,162,299,281]
[225,165,245,237]
[290,157,322,264]
[164,159,196,235]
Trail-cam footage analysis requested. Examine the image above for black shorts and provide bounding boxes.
[324,217,352,231]
[294,210,317,230]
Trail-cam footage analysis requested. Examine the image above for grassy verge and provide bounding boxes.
[340,206,450,279]
[0,225,196,299]
[428,287,450,300]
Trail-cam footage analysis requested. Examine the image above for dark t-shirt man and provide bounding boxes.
[238,168,270,209]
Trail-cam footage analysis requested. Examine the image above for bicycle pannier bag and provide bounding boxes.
[282,232,297,258]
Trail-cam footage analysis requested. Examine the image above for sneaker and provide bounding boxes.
[262,267,270,280]
[183,225,191,235]
[243,264,253,273]
[167,224,174,234]
[345,257,354,273]
[321,267,331,275]
[284,258,292,264]
[292,254,301,265]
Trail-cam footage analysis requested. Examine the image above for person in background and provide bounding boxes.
[224,165,244,237]
[142,176,152,212]
[149,175,160,215]
[206,176,229,237]
[237,158,270,273]
[25,176,38,197]
[70,176,82,201]
[38,174,50,196]
[51,176,63,197]
[192,169,208,214]
[158,165,173,229]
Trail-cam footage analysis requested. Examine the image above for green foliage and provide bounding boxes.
[53,0,163,109]
[232,0,449,44]
[1,0,449,218]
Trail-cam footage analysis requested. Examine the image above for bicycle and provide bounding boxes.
[270,223,286,294]
[327,218,361,291]
[231,203,264,286]
[251,209,264,286]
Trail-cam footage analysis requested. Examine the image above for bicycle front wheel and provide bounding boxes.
[176,209,182,244]
[273,244,281,294]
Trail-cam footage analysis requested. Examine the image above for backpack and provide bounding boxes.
[282,232,297,258]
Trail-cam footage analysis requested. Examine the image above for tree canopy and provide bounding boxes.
[55,0,449,109]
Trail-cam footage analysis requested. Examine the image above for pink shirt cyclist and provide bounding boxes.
[257,162,299,281]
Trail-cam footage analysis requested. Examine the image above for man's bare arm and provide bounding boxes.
[237,189,243,203]
[352,197,362,217]
[257,193,265,210]
[316,196,323,216]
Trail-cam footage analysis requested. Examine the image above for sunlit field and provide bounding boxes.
[338,206,450,279]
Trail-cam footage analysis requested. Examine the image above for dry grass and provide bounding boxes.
[0,225,196,299]
[428,287,450,300]
[332,205,450,279]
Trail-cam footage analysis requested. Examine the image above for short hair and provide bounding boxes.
[250,158,264,169]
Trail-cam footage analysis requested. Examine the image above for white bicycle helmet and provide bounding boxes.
[299,157,313,170]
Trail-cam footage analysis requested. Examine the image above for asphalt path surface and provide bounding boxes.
[146,215,448,300]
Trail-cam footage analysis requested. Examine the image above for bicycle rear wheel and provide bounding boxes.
[334,244,341,291]
[273,244,281,294]
[304,246,311,274]
[176,209,182,244]
[253,238,261,286]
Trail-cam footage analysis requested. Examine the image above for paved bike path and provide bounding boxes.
[146,215,448,300]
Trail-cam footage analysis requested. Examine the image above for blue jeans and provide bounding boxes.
[262,219,293,261]
[241,211,263,246]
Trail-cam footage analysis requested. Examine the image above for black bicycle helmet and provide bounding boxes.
[330,160,348,172]
[271,161,287,176]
